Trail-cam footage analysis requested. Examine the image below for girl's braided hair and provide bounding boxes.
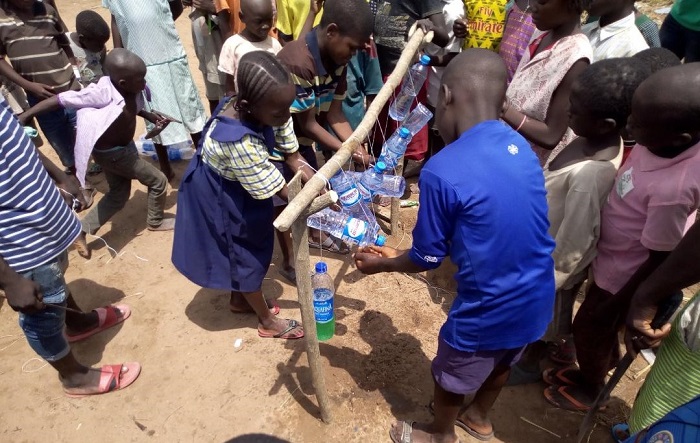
[235,51,291,110]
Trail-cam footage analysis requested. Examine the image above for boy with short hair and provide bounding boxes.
[277,0,374,169]
[68,10,110,87]
[19,49,176,259]
[355,49,555,443]
[218,0,282,96]
[0,0,79,170]
[545,63,700,411]
[583,0,648,62]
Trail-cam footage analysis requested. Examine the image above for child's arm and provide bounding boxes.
[0,59,54,99]
[36,149,87,210]
[110,15,124,48]
[299,0,324,39]
[17,96,61,126]
[503,59,589,149]
[294,110,370,165]
[415,13,450,48]
[327,99,371,163]
[169,0,185,21]
[0,254,44,313]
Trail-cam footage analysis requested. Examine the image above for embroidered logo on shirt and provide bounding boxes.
[648,430,673,443]
[616,167,634,198]
[423,255,438,263]
[508,144,518,155]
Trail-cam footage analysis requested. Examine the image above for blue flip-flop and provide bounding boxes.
[611,423,630,443]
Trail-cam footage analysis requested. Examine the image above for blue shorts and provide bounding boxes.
[17,251,71,362]
[432,337,526,395]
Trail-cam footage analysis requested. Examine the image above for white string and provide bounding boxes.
[0,334,21,352]
[22,358,48,373]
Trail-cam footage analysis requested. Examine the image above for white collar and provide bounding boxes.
[593,12,637,40]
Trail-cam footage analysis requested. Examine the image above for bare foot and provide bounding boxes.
[74,232,91,259]
[257,318,304,339]
[65,306,126,335]
[388,421,459,443]
[147,217,175,231]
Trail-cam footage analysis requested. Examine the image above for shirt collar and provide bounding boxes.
[305,28,328,77]
[637,140,700,172]
[596,12,637,40]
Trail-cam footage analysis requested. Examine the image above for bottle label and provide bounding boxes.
[342,217,367,244]
[313,288,334,323]
[338,187,361,207]
[356,182,372,202]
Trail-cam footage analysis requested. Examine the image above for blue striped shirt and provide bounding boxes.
[0,99,81,272]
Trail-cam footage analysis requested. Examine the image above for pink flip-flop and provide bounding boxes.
[67,304,131,343]
[64,362,141,397]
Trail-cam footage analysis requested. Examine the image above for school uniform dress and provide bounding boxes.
[172,100,298,292]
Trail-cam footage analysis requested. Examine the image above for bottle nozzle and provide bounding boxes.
[375,161,386,173]
[315,261,328,273]
[419,54,431,65]
[375,235,386,247]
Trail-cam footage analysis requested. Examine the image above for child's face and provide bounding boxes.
[119,68,147,95]
[529,0,574,31]
[7,0,34,12]
[568,91,598,138]
[326,29,368,67]
[249,83,295,127]
[626,95,691,157]
[240,7,274,41]
[79,35,109,53]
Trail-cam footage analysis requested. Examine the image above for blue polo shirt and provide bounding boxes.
[409,120,555,352]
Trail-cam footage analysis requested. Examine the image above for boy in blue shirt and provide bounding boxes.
[355,49,555,443]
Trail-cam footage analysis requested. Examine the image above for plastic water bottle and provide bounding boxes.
[389,54,431,122]
[357,161,388,200]
[401,103,433,136]
[329,171,376,225]
[348,170,406,198]
[379,127,411,169]
[167,141,195,161]
[307,208,386,247]
[312,261,335,341]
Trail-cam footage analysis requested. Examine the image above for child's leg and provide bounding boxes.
[460,363,512,435]
[237,290,303,339]
[274,206,295,280]
[153,143,174,181]
[80,155,133,236]
[125,143,171,230]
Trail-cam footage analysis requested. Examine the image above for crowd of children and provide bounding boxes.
[1,0,700,442]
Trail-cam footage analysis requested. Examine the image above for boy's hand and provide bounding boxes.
[3,273,44,314]
[144,111,176,139]
[414,19,436,36]
[353,250,387,274]
[453,18,469,39]
[17,112,30,127]
[310,0,324,15]
[26,82,55,99]
[56,175,87,212]
[362,245,398,258]
[624,302,672,356]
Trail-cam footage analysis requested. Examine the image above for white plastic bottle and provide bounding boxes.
[388,54,431,122]
[306,208,386,247]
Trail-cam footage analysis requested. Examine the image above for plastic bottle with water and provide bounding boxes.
[357,161,387,201]
[402,103,433,136]
[347,170,406,198]
[389,54,431,122]
[353,162,406,198]
[328,171,375,224]
[379,127,411,169]
[307,208,386,247]
[135,135,194,161]
[312,261,335,341]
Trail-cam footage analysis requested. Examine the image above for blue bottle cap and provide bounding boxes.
[419,54,431,65]
[315,261,327,273]
[375,161,386,173]
[399,127,411,138]
[375,235,386,246]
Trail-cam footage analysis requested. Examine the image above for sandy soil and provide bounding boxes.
[0,1,682,442]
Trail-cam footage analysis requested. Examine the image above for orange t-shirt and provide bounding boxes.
[214,0,278,38]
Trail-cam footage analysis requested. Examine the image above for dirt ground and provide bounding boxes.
[0,1,684,442]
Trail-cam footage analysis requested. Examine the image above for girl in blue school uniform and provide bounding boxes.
[172,51,308,340]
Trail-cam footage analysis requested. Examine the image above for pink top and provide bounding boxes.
[506,31,592,166]
[592,141,700,294]
[58,76,145,186]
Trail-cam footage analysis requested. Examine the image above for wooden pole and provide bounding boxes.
[287,172,334,423]
[274,29,432,232]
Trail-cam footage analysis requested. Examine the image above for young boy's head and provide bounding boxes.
[588,0,635,20]
[239,0,274,42]
[236,51,294,127]
[75,10,110,53]
[6,0,35,13]
[569,57,650,140]
[627,63,700,157]
[435,49,507,145]
[318,0,373,66]
[530,0,593,31]
[103,48,147,95]
[633,47,681,74]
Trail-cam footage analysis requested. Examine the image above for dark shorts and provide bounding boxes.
[271,145,319,207]
[431,338,526,395]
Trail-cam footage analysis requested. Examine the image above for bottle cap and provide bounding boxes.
[375,235,386,247]
[399,127,411,138]
[315,261,328,273]
[375,161,386,173]
[419,54,431,65]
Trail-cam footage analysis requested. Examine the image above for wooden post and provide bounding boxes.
[288,172,334,423]
[274,29,432,233]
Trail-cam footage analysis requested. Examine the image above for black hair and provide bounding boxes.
[633,47,682,74]
[75,10,110,41]
[236,51,290,107]
[320,0,373,40]
[574,57,651,128]
[570,0,594,14]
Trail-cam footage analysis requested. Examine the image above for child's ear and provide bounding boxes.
[672,132,694,146]
[325,23,340,38]
[236,98,251,113]
[239,11,244,21]
[600,117,617,133]
[441,84,453,107]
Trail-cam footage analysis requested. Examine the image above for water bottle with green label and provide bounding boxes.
[312,261,335,341]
